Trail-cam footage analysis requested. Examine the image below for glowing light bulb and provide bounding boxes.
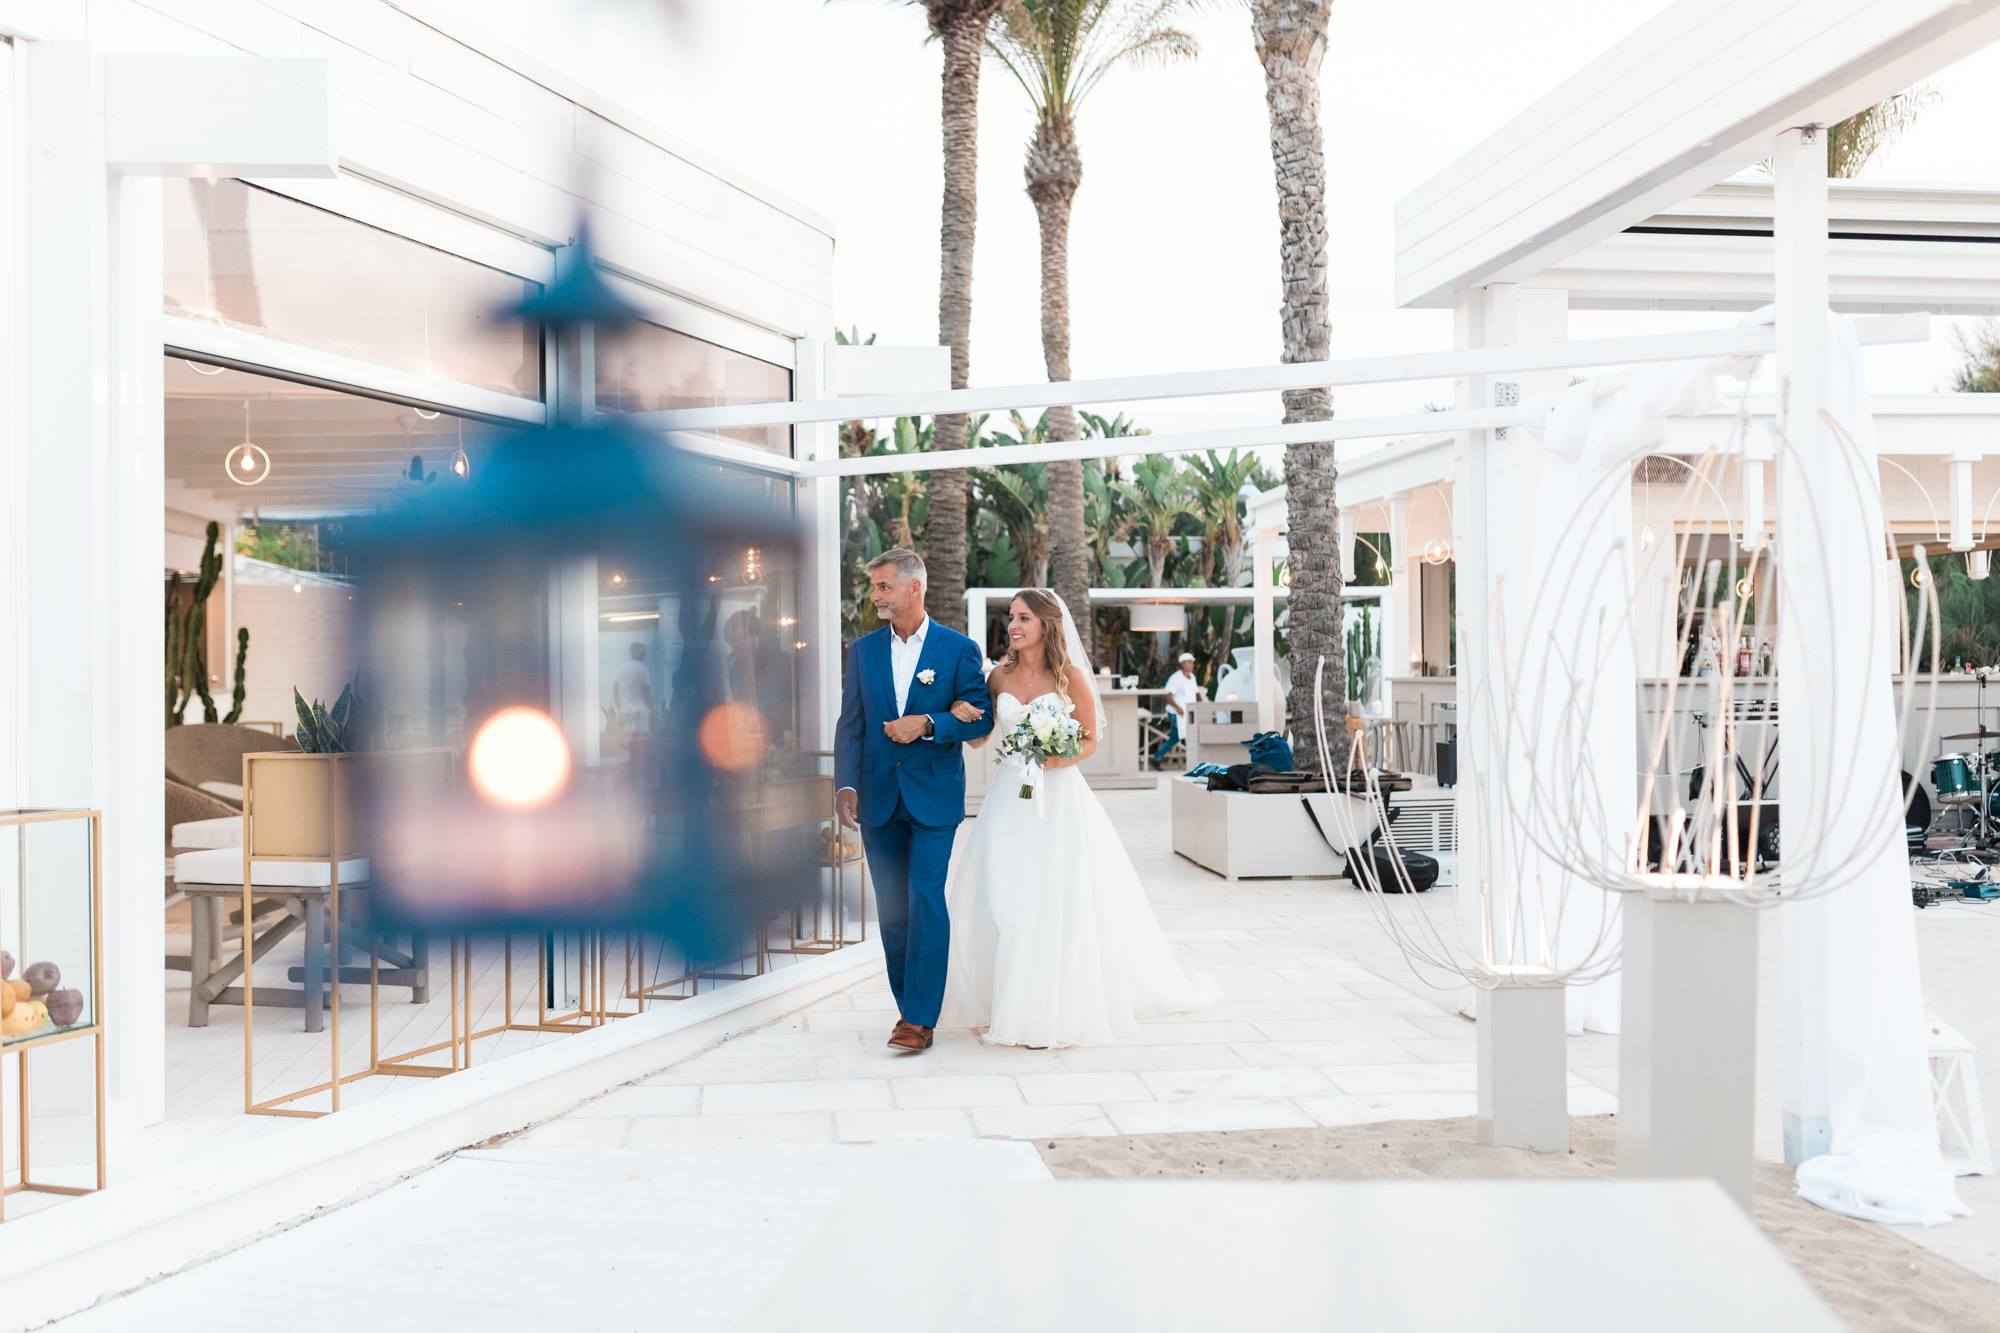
[468,707,572,809]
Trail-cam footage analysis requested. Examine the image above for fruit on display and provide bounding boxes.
[1,949,13,979]
[3,979,26,1005]
[1,983,13,1018]
[45,988,84,1028]
[1,999,47,1038]
[23,960,60,998]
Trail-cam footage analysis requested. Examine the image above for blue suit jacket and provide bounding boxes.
[834,621,994,829]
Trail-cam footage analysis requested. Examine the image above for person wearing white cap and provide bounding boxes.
[1152,651,1202,767]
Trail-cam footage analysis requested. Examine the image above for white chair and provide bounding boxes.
[1927,1014,1991,1177]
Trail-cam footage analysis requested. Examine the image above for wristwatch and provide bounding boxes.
[923,715,936,737]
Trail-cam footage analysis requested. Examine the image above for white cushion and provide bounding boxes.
[199,780,244,802]
[171,815,243,850]
[173,846,370,888]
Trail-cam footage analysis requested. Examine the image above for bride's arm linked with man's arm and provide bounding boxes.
[927,635,995,746]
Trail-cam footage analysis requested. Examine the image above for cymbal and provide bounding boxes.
[1944,729,2000,741]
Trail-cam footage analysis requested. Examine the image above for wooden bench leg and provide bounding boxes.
[189,895,218,1027]
[301,897,327,1034]
[411,932,431,1005]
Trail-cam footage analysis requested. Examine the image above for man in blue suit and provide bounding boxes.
[835,548,993,1052]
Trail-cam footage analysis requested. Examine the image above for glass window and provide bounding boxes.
[164,180,543,399]
[595,322,791,456]
[597,465,802,757]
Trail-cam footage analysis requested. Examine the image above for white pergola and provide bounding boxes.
[646,0,2000,1202]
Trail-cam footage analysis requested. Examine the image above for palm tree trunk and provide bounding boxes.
[1029,114,1092,658]
[922,4,1001,631]
[1252,0,1341,772]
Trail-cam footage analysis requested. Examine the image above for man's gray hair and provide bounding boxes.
[866,547,927,584]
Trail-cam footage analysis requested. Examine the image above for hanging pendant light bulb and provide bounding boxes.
[225,399,271,486]
[451,418,470,478]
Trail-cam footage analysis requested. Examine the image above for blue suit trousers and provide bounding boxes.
[859,795,958,1028]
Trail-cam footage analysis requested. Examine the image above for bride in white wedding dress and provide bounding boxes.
[939,589,1216,1048]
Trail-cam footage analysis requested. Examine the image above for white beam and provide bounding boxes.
[806,408,1525,480]
[165,318,547,425]
[103,57,335,178]
[640,325,1820,434]
[1397,0,2000,309]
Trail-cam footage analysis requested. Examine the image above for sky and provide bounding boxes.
[425,0,2000,437]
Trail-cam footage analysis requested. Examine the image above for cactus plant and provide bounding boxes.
[166,521,225,726]
[1345,606,1379,703]
[223,627,251,724]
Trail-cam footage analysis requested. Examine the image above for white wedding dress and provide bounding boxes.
[940,689,1218,1048]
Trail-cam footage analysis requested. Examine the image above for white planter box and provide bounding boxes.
[1169,779,1381,881]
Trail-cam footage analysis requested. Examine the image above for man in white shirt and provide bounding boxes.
[613,642,653,735]
[1153,651,1201,767]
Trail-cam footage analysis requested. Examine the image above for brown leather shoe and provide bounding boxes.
[887,1023,934,1053]
[888,1021,912,1048]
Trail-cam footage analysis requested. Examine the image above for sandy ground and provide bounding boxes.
[1039,1115,2000,1333]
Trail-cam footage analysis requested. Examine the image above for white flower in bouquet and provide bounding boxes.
[997,695,1084,799]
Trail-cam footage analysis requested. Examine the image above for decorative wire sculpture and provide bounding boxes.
[1310,358,1944,994]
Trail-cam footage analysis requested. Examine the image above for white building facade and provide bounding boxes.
[0,0,837,1147]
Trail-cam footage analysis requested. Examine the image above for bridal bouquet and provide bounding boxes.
[996,695,1084,800]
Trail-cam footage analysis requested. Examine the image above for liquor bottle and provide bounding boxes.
[1735,634,1751,677]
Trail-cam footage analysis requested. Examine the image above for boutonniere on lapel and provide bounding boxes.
[916,668,937,686]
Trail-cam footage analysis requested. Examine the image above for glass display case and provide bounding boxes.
[1,808,106,1221]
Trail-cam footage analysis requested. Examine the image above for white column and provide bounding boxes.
[18,41,124,1141]
[547,559,601,767]
[796,337,840,751]
[106,173,168,1124]
[1251,524,1277,735]
[1772,126,1937,1174]
[1385,497,1409,712]
[1454,284,1576,1149]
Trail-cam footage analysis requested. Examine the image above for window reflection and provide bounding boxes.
[595,322,791,456]
[598,467,801,763]
[164,180,543,400]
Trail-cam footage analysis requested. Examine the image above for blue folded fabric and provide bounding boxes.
[1247,731,1294,771]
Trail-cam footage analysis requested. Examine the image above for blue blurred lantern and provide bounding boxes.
[347,229,813,953]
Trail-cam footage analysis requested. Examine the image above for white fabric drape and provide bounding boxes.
[1777,317,1963,1226]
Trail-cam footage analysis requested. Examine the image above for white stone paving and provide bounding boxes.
[523,781,1592,1152]
[515,780,2000,1287]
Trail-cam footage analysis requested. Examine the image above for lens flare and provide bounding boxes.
[698,701,769,772]
[468,707,572,808]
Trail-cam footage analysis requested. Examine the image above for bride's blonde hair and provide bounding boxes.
[1003,589,1076,713]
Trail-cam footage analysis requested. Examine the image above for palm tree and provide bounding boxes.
[1826,90,1931,179]
[894,0,1006,632]
[989,0,1201,658]
[1185,449,1267,682]
[975,412,1055,587]
[1245,0,1339,772]
[1119,455,1196,674]
[1954,321,2000,393]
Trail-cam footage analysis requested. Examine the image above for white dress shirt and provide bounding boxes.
[889,616,930,715]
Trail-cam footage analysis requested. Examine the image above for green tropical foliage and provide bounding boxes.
[836,361,1278,687]
[1953,320,2000,394]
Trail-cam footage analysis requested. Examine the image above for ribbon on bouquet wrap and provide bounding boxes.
[1010,753,1048,817]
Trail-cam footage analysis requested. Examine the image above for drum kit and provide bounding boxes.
[1926,730,2000,852]
[1924,668,2000,855]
